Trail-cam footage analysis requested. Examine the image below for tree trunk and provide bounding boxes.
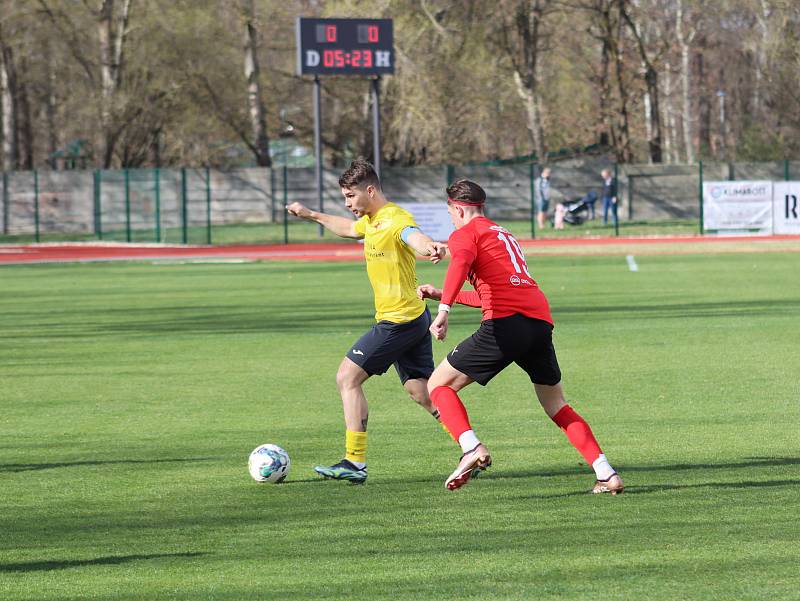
[17,55,33,169]
[242,0,271,167]
[695,35,711,155]
[45,43,59,169]
[513,72,544,160]
[663,62,677,164]
[676,0,695,163]
[98,0,114,166]
[0,37,19,171]
[498,0,549,161]
[609,5,632,163]
[98,0,131,167]
[621,0,662,163]
[753,0,770,116]
[598,31,611,147]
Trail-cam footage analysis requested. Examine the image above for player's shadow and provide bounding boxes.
[0,457,219,473]
[0,552,205,573]
[495,456,800,481]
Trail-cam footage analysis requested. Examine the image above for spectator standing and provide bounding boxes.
[601,168,618,225]
[535,167,551,229]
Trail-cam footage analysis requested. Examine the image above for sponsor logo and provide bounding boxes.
[510,275,521,286]
[352,349,364,355]
[786,195,799,219]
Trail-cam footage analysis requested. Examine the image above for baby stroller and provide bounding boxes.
[554,191,597,227]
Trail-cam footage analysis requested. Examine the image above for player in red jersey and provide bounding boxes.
[418,179,623,493]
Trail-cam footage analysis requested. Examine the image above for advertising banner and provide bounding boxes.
[396,202,454,242]
[771,182,800,234]
[703,181,773,233]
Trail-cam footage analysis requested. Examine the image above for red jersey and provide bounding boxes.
[440,217,553,324]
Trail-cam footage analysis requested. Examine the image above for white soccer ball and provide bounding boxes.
[248,444,290,483]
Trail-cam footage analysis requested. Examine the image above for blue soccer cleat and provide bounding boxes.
[313,459,367,484]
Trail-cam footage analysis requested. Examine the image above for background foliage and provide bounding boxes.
[1,0,798,170]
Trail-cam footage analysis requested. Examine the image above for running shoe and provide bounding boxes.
[592,473,624,495]
[313,459,368,484]
[445,444,492,490]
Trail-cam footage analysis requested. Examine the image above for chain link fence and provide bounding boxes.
[1,159,798,244]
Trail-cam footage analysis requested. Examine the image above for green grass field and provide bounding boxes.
[1,251,798,600]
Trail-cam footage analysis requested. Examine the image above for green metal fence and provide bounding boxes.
[1,160,797,245]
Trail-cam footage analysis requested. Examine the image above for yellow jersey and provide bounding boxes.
[353,202,426,323]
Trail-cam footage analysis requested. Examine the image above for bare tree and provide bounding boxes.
[241,0,271,167]
[675,0,695,163]
[752,0,771,117]
[621,0,663,163]
[0,24,18,171]
[496,0,554,160]
[98,0,132,167]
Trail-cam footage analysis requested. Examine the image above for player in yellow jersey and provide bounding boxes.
[286,159,446,483]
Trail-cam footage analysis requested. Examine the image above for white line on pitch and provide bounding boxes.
[626,254,639,272]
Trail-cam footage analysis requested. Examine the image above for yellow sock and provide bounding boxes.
[345,430,367,465]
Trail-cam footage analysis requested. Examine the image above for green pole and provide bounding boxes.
[2,172,9,235]
[124,168,131,242]
[270,167,276,224]
[34,170,40,243]
[283,164,289,244]
[446,164,454,186]
[698,160,704,235]
[614,162,619,237]
[628,174,634,221]
[154,168,161,242]
[94,169,103,240]
[529,162,537,239]
[205,167,212,244]
[785,159,790,181]
[181,167,188,244]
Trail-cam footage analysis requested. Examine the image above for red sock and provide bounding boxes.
[551,405,602,465]
[430,386,472,441]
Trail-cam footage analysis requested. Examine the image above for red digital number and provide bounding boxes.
[325,25,337,43]
[323,50,335,67]
[334,49,344,67]
[351,50,361,67]
[363,49,373,68]
[368,25,379,43]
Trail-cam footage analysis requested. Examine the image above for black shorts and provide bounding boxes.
[447,314,561,386]
[346,308,434,383]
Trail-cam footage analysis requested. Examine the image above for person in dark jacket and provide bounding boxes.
[601,168,618,225]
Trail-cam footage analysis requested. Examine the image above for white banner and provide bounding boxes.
[772,182,800,234]
[703,181,773,233]
[396,202,454,242]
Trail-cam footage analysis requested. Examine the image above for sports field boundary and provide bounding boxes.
[1,234,799,265]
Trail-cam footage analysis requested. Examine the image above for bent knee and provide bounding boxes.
[336,364,362,391]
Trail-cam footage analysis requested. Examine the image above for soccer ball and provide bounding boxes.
[248,444,290,483]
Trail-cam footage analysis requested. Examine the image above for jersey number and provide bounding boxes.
[497,232,532,278]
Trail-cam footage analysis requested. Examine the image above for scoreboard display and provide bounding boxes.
[296,18,394,76]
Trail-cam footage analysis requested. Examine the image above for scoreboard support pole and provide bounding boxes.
[313,75,324,237]
[372,76,382,178]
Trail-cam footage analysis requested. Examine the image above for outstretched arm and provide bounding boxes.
[428,247,476,341]
[404,229,447,264]
[286,202,361,239]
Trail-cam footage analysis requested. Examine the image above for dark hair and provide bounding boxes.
[446,179,486,206]
[339,158,381,190]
